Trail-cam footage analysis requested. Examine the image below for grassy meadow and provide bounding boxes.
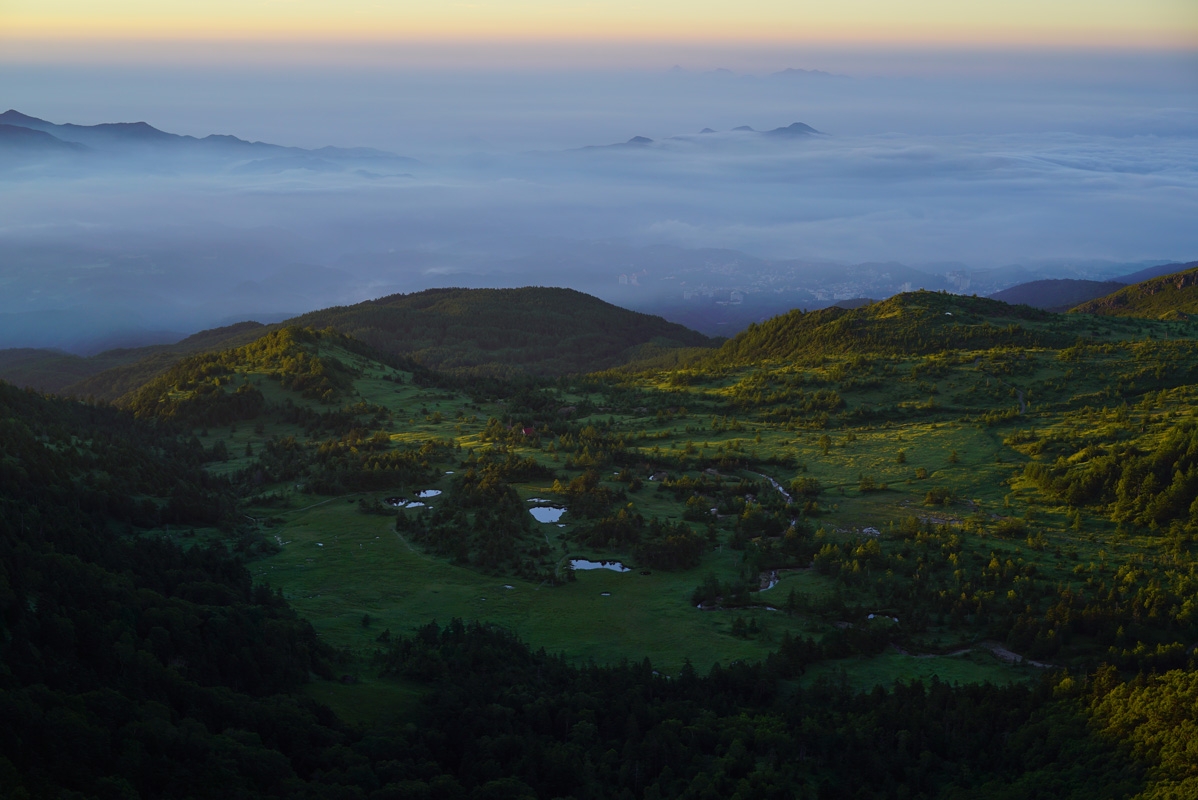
[123,295,1198,722]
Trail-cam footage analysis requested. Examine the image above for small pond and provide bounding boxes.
[530,506,566,523]
[571,559,630,572]
[387,497,431,508]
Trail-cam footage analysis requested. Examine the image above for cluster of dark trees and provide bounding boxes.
[723,372,845,421]
[398,450,557,578]
[274,399,394,439]
[1024,422,1198,528]
[125,327,368,425]
[364,620,1150,800]
[803,516,1198,670]
[0,382,231,529]
[0,383,347,799]
[632,518,710,571]
[555,469,624,519]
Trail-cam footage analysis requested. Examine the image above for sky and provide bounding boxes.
[5,0,1196,52]
[0,1,1196,351]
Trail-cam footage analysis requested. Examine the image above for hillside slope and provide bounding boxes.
[4,287,713,400]
[286,286,714,376]
[1071,263,1198,319]
[0,322,269,397]
[711,290,1058,366]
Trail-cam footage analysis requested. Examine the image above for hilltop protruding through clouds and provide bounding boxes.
[574,121,823,151]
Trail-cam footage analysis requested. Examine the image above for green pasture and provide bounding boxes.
[191,314,1198,705]
[253,499,826,676]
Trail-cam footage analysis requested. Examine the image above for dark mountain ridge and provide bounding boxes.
[0,287,714,400]
[987,260,1198,311]
[989,279,1128,312]
[0,321,272,398]
[285,286,714,378]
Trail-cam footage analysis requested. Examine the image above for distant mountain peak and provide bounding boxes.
[770,68,835,79]
[627,136,654,145]
[699,128,716,134]
[765,122,822,136]
[732,125,755,132]
[0,109,49,126]
[989,279,1127,312]
[84,120,175,139]
[202,133,255,145]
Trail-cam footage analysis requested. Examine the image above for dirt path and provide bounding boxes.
[890,641,1055,668]
[979,640,1056,668]
[280,494,357,516]
[393,531,434,561]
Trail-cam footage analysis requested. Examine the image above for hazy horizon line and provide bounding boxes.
[3,36,1195,71]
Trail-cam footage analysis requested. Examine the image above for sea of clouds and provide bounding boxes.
[1,50,1195,349]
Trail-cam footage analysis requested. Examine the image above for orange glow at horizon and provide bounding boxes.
[4,1,1197,51]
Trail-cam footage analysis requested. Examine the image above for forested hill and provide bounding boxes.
[710,290,1058,366]
[285,286,714,376]
[0,321,269,398]
[1070,263,1198,319]
[0,380,346,797]
[0,288,712,399]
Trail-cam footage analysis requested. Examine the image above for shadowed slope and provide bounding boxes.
[989,279,1127,312]
[286,286,714,377]
[0,288,714,399]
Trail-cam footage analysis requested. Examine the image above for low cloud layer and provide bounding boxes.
[1,56,1195,350]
